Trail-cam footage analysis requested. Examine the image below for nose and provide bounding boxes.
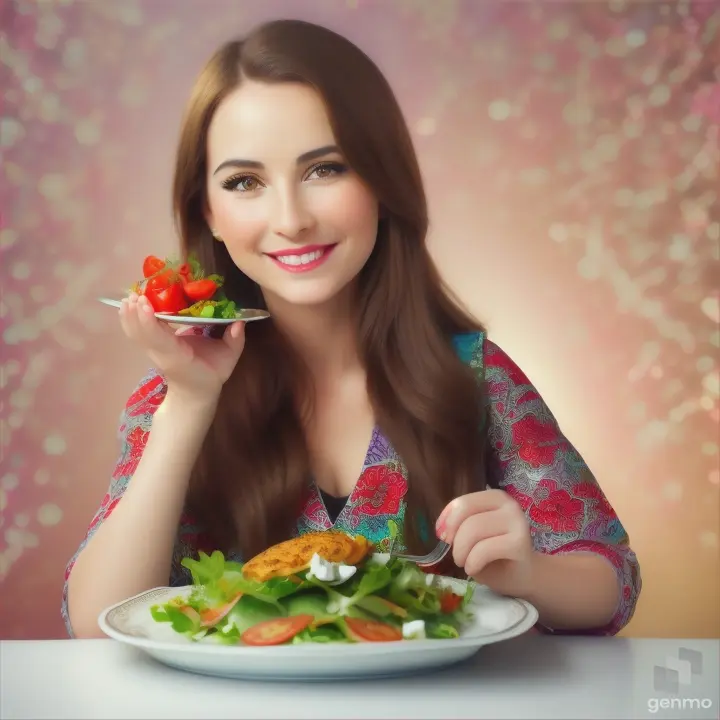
[271,187,314,239]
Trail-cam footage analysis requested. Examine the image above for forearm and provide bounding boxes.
[525,550,620,631]
[67,391,217,638]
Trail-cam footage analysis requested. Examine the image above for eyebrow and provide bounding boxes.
[213,145,341,175]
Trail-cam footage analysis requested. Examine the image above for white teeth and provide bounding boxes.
[275,249,324,266]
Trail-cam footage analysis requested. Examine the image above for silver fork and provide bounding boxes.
[388,538,451,567]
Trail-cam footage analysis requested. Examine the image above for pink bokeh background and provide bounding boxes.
[1,0,718,639]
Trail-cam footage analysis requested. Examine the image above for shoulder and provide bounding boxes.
[451,332,524,378]
[451,330,485,369]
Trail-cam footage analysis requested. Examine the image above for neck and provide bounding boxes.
[263,288,360,377]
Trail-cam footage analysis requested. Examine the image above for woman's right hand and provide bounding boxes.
[119,293,246,399]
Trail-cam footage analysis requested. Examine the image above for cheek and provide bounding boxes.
[314,183,378,243]
[208,190,266,253]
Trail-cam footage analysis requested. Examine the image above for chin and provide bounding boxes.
[264,280,350,308]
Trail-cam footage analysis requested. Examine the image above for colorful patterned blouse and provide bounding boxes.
[62,332,641,636]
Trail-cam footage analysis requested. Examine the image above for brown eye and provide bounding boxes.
[221,174,263,192]
[239,176,258,191]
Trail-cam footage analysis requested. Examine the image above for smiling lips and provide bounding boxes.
[265,243,337,273]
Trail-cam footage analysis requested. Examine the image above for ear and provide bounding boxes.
[203,204,221,242]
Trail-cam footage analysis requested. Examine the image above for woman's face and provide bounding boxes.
[205,80,379,308]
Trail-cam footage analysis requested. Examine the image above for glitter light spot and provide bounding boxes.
[11,262,31,280]
[488,100,511,121]
[701,442,718,457]
[699,532,718,550]
[30,285,47,302]
[37,504,63,527]
[62,38,86,69]
[34,469,51,486]
[38,174,68,199]
[703,373,720,398]
[700,296,720,324]
[43,434,67,456]
[626,29,647,47]
[0,229,18,249]
[0,489,7,513]
[1,474,19,490]
[697,356,715,373]
[1,118,25,148]
[415,117,437,136]
[667,234,691,262]
[14,513,29,528]
[661,482,683,502]
[75,117,101,145]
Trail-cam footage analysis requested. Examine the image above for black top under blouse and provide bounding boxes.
[319,488,349,523]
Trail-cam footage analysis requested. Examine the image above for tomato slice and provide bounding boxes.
[440,591,463,614]
[241,615,314,646]
[145,282,188,314]
[345,617,402,642]
[199,593,243,628]
[143,255,166,278]
[183,279,218,302]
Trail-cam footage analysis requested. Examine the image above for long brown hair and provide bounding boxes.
[173,19,490,562]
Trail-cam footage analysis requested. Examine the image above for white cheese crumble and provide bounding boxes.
[402,619,427,639]
[306,553,357,585]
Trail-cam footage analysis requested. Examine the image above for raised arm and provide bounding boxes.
[62,371,217,638]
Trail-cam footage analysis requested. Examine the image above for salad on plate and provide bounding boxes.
[150,531,475,646]
[129,253,239,319]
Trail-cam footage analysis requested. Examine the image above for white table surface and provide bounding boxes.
[1,635,718,719]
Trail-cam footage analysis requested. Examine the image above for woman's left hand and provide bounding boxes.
[435,489,538,597]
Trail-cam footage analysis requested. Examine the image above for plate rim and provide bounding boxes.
[97,582,539,657]
[97,297,270,325]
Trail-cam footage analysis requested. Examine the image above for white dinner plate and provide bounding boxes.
[98,297,270,325]
[98,574,539,682]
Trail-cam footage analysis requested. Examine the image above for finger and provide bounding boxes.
[451,509,509,568]
[135,295,189,355]
[437,489,509,542]
[119,294,142,340]
[223,321,246,352]
[464,535,513,578]
[174,326,206,337]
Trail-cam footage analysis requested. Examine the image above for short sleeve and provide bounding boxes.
[60,370,201,637]
[482,338,641,636]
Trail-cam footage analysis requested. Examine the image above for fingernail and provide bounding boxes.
[435,505,452,540]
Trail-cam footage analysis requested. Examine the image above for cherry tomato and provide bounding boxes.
[177,263,192,284]
[145,270,176,293]
[144,282,188,314]
[183,279,218,302]
[439,591,463,614]
[241,615,314,646]
[344,617,402,642]
[142,255,166,278]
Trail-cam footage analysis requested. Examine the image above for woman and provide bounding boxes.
[63,19,640,638]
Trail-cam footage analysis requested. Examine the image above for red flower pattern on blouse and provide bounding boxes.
[353,466,407,516]
[527,479,585,533]
[510,414,560,468]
